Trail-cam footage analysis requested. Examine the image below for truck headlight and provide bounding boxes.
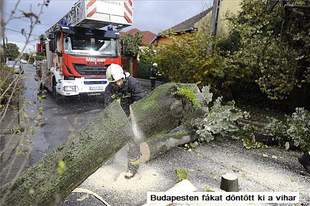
[64,86,77,92]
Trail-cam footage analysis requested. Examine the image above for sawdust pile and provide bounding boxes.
[84,164,168,194]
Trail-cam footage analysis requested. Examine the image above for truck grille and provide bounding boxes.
[73,64,107,75]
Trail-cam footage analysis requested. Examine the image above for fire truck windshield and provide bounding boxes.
[64,36,119,57]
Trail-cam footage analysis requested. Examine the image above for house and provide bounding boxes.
[210,0,242,37]
[152,7,213,46]
[120,28,157,46]
[153,0,242,46]
[120,28,156,77]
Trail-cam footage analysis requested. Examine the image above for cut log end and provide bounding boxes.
[139,142,151,163]
[220,173,239,192]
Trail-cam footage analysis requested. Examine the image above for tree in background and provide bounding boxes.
[5,43,20,60]
[121,32,142,75]
[222,0,310,102]
[142,31,228,96]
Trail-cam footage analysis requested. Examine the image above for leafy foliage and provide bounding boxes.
[174,168,189,182]
[0,64,22,105]
[223,0,310,100]
[193,85,249,142]
[5,43,20,60]
[177,87,201,109]
[141,32,228,95]
[242,137,268,150]
[262,108,310,152]
[121,32,142,75]
[121,32,142,58]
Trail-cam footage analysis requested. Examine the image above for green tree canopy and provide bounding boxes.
[5,43,20,61]
[223,0,310,100]
[141,32,227,94]
[121,32,142,58]
[120,32,142,75]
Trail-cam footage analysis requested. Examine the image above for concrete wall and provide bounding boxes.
[155,37,172,46]
[216,0,242,37]
[194,11,213,35]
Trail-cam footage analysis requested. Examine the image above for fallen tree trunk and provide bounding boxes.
[0,83,205,206]
[0,101,133,206]
[139,125,195,163]
[131,83,205,162]
[130,83,205,141]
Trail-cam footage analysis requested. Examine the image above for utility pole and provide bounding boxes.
[0,0,4,62]
[210,0,221,53]
[210,0,221,38]
[1,24,5,63]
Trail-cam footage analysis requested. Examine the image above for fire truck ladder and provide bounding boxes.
[46,0,132,35]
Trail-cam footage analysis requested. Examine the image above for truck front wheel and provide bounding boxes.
[53,84,64,104]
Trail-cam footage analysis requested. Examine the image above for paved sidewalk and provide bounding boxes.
[136,77,163,94]
[0,93,31,186]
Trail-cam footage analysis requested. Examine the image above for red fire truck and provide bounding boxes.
[35,0,133,103]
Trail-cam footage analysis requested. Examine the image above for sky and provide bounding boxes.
[3,0,212,53]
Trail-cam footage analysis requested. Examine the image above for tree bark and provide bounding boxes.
[130,83,205,141]
[220,173,239,192]
[0,83,205,206]
[139,125,195,163]
[131,83,205,163]
[0,101,133,206]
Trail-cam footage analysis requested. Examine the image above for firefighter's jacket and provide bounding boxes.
[150,68,157,80]
[104,76,145,116]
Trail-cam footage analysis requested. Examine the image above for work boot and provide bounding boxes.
[125,141,140,179]
[125,159,139,179]
[298,152,310,174]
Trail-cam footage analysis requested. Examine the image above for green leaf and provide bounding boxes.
[174,168,189,182]
[57,160,66,175]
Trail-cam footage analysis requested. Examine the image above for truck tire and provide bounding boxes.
[53,84,64,104]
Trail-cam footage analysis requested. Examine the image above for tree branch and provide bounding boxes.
[284,4,310,10]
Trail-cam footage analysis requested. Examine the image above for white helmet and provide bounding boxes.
[106,64,125,82]
[152,63,158,67]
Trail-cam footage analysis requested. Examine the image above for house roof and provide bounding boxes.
[120,28,157,45]
[163,7,212,34]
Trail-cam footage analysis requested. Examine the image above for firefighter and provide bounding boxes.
[150,63,158,90]
[299,151,310,174]
[104,64,145,178]
[104,64,145,116]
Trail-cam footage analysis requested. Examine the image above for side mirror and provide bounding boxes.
[121,39,126,56]
[49,39,56,52]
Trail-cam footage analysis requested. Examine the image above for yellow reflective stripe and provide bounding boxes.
[111,93,131,100]
[123,93,132,98]
[129,159,140,166]
[117,98,121,105]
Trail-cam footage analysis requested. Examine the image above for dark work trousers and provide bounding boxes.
[150,78,156,90]
[126,116,141,178]
[127,140,140,177]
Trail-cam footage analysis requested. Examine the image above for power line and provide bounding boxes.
[5,27,42,38]
[3,11,31,23]
[3,11,51,27]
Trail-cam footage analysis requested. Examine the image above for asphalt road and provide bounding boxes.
[22,65,106,164]
[22,65,155,164]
